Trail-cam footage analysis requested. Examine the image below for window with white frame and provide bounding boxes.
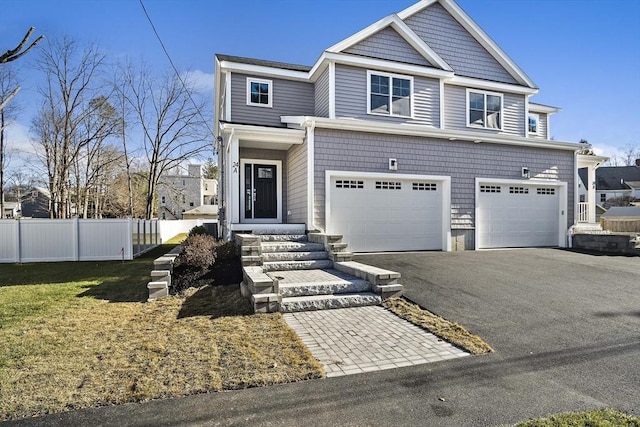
[368,71,412,117]
[467,90,502,129]
[528,113,539,134]
[246,78,272,107]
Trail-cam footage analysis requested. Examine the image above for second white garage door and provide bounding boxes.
[477,182,563,249]
[327,175,446,252]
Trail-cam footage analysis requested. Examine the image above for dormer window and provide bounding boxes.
[367,71,413,118]
[467,89,502,130]
[246,78,272,107]
[528,113,539,134]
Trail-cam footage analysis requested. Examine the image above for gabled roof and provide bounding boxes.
[326,13,453,72]
[529,102,561,115]
[595,166,640,191]
[397,0,536,88]
[578,168,588,187]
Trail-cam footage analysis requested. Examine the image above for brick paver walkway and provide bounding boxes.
[284,306,469,377]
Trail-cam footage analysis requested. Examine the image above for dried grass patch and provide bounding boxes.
[511,408,640,426]
[382,297,493,355]
[0,280,323,421]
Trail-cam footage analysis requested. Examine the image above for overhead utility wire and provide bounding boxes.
[138,0,215,142]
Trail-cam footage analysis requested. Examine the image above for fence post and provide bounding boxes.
[15,218,21,263]
[73,217,80,261]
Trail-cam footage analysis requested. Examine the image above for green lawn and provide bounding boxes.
[0,239,323,421]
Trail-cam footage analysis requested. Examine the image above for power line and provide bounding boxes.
[138,0,215,144]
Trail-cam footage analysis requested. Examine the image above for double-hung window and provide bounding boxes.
[528,113,539,134]
[246,77,272,107]
[368,71,412,117]
[467,89,502,129]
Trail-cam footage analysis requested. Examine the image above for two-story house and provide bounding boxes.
[157,164,218,220]
[215,0,595,251]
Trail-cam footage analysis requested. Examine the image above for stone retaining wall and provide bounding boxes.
[572,234,639,256]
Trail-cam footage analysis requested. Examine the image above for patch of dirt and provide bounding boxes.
[172,256,243,292]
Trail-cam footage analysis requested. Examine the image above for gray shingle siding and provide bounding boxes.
[286,140,308,224]
[404,3,519,85]
[443,84,525,136]
[344,26,434,67]
[314,67,330,117]
[335,64,440,127]
[313,128,574,231]
[230,73,314,127]
[239,148,289,221]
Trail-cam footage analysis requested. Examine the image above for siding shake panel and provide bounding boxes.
[344,26,434,67]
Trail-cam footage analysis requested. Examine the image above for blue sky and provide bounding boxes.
[1,0,639,164]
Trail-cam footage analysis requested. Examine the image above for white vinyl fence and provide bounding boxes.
[0,218,159,263]
[157,219,218,242]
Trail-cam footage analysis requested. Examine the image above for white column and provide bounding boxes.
[588,166,596,223]
[229,136,240,224]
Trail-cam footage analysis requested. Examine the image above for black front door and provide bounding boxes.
[244,163,277,219]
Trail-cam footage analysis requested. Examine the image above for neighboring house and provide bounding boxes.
[157,164,218,220]
[2,201,20,219]
[585,165,640,204]
[214,0,593,251]
[21,187,51,218]
[600,206,640,233]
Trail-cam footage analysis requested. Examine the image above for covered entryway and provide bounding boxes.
[326,172,450,252]
[476,179,566,249]
[240,159,282,223]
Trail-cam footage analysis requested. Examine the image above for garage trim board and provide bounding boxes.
[325,171,451,253]
[475,178,568,249]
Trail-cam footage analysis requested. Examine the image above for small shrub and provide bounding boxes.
[214,241,237,263]
[180,234,216,270]
[188,225,209,237]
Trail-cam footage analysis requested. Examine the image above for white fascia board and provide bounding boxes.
[326,52,453,79]
[326,14,397,53]
[326,12,451,72]
[577,154,609,168]
[438,0,537,89]
[221,123,305,144]
[529,103,561,114]
[397,0,439,20]
[447,76,538,95]
[282,116,584,152]
[219,60,309,82]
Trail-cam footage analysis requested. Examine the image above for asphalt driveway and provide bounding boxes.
[5,249,639,426]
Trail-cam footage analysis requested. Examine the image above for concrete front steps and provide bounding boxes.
[236,231,402,313]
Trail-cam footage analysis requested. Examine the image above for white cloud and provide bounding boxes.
[182,70,214,94]
[4,121,38,156]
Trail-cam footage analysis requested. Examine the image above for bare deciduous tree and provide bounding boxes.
[121,62,210,219]
[0,66,20,217]
[31,36,111,218]
[0,27,43,112]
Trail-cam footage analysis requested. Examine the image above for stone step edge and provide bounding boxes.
[279,279,372,297]
[280,292,382,312]
[334,261,401,286]
[262,251,329,261]
[262,259,334,272]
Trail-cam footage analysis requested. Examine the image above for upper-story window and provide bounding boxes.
[467,89,502,130]
[528,113,539,135]
[367,71,413,118]
[246,77,272,107]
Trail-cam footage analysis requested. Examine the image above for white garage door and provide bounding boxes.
[477,183,561,249]
[328,176,443,252]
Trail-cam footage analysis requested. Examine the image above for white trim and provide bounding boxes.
[328,62,336,119]
[466,89,504,131]
[524,95,530,137]
[528,103,560,114]
[397,0,537,88]
[325,51,453,80]
[240,159,282,224]
[474,177,568,250]
[448,76,538,96]
[325,170,451,251]
[326,14,452,72]
[281,116,584,151]
[306,123,316,230]
[224,71,231,121]
[220,60,309,82]
[366,70,414,118]
[439,78,445,129]
[221,123,305,145]
[246,77,273,108]
[528,112,540,136]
